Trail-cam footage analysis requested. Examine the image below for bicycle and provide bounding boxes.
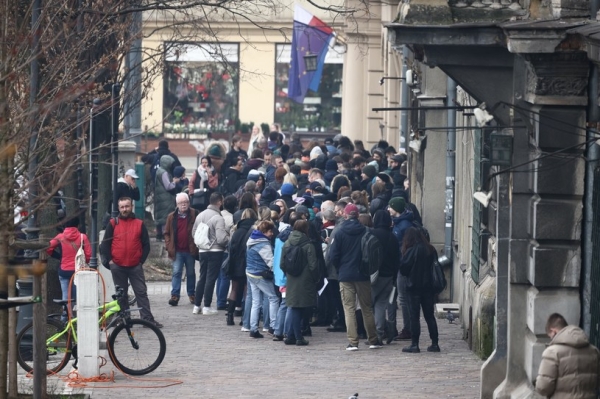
[16,286,166,376]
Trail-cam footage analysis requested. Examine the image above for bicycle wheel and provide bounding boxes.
[16,319,72,374]
[107,318,166,375]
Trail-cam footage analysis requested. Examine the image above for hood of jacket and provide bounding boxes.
[340,218,366,236]
[277,226,293,242]
[247,229,270,247]
[373,210,392,229]
[224,167,243,179]
[62,227,81,242]
[236,217,256,232]
[160,155,175,170]
[551,325,591,348]
[393,210,414,225]
[287,230,310,246]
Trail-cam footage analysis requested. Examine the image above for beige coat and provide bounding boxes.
[536,325,600,398]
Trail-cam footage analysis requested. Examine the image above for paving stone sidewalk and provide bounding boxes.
[28,281,483,399]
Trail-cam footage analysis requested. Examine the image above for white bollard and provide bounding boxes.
[76,271,99,377]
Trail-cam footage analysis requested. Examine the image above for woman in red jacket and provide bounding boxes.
[46,216,91,320]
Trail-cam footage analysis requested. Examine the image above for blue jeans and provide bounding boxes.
[216,257,230,308]
[59,275,76,321]
[171,252,196,298]
[247,276,279,332]
[274,297,292,336]
[242,286,256,330]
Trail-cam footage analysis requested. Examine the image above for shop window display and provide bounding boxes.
[164,43,239,135]
[275,44,343,133]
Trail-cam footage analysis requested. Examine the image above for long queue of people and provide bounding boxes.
[154,132,440,351]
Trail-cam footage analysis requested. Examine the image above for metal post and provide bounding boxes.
[127,10,143,151]
[89,105,99,269]
[7,275,17,397]
[111,84,121,218]
[33,247,48,399]
[445,78,457,300]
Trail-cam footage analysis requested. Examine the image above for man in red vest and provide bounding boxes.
[101,197,163,328]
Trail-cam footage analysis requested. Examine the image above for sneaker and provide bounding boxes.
[249,330,264,338]
[267,328,275,336]
[168,296,179,306]
[395,329,412,341]
[369,340,384,349]
[346,344,359,351]
[192,306,201,315]
[273,335,284,341]
[188,295,195,304]
[241,327,250,332]
[202,307,218,315]
[427,344,441,352]
[262,327,270,332]
[402,345,420,353]
[296,338,309,346]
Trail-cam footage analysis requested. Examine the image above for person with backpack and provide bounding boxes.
[327,203,382,351]
[281,220,319,346]
[399,227,440,353]
[388,196,415,341]
[245,220,279,339]
[154,155,178,241]
[46,216,91,322]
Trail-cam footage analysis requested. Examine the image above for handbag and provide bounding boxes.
[192,189,206,207]
[74,234,87,271]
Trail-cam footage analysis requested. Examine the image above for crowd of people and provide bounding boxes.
[138,130,442,352]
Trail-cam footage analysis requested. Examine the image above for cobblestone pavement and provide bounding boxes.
[25,281,483,399]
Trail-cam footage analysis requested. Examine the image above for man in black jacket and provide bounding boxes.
[327,203,381,350]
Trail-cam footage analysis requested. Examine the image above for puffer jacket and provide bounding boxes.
[392,210,414,250]
[227,217,256,279]
[154,155,176,225]
[192,205,229,252]
[283,231,319,308]
[536,325,600,399]
[327,218,367,282]
[399,242,435,292]
[245,230,274,277]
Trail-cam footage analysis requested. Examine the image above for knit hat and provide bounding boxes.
[362,165,377,179]
[269,203,281,214]
[344,203,359,218]
[388,197,406,214]
[310,146,323,160]
[391,154,404,163]
[295,205,309,216]
[368,160,380,173]
[302,194,314,208]
[325,159,337,172]
[261,187,278,203]
[325,137,334,145]
[173,166,186,178]
[309,181,324,192]
[281,183,294,196]
[377,172,391,184]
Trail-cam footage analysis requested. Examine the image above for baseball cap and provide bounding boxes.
[391,154,404,163]
[344,203,359,218]
[125,169,139,179]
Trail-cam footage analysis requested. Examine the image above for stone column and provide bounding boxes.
[341,34,367,141]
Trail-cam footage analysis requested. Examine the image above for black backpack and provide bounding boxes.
[359,228,383,283]
[282,241,309,277]
[431,257,447,294]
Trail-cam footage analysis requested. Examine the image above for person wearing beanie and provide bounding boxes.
[280,182,296,209]
[173,166,189,194]
[260,186,278,207]
[360,164,377,198]
[324,159,338,188]
[327,202,381,350]
[387,195,415,342]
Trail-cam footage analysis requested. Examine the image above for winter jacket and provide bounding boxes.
[47,227,92,277]
[369,194,389,217]
[536,325,600,399]
[164,208,199,260]
[154,155,176,225]
[399,242,435,292]
[327,218,368,282]
[100,215,150,268]
[224,148,248,170]
[192,205,229,252]
[222,168,244,196]
[245,230,274,277]
[392,211,414,249]
[227,218,256,279]
[371,211,400,278]
[283,231,319,308]
[273,226,293,287]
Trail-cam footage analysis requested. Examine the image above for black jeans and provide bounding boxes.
[195,251,223,307]
[110,263,154,321]
[408,290,439,346]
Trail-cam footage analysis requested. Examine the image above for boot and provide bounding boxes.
[385,321,398,344]
[226,300,236,326]
[402,340,420,353]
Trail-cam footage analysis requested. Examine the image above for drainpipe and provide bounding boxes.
[445,77,457,300]
[401,46,409,151]
[582,63,599,335]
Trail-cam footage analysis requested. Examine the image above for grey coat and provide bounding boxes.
[154,155,176,225]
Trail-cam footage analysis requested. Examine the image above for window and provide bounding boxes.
[163,43,239,135]
[274,44,343,133]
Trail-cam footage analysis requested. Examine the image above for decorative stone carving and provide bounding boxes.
[524,52,588,104]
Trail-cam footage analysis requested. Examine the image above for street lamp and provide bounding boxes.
[304,53,318,72]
